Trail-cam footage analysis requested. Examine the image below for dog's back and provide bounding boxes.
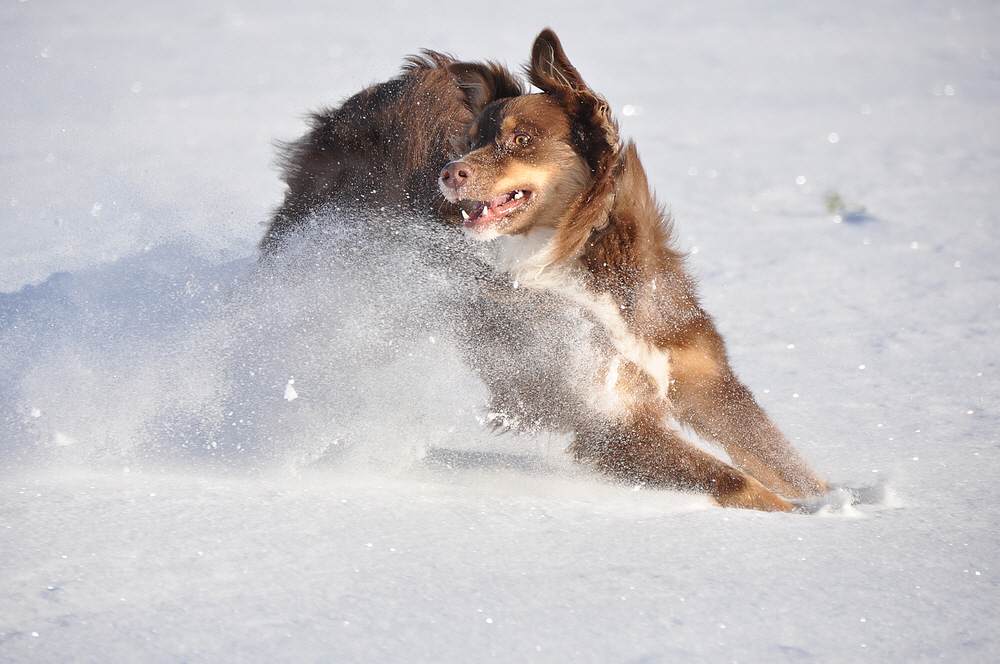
[260,54,522,256]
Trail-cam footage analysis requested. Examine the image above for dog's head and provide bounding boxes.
[440,29,621,253]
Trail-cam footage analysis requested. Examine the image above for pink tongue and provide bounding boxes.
[472,194,506,221]
[468,192,518,224]
[490,192,513,207]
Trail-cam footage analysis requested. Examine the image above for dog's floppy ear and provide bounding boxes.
[527,29,618,164]
[527,30,624,264]
[528,28,589,94]
[449,61,524,114]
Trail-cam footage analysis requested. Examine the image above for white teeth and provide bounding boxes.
[513,190,524,200]
[461,209,470,221]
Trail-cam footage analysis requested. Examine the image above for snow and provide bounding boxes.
[2,1,998,662]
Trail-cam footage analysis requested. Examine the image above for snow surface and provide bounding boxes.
[2,1,999,662]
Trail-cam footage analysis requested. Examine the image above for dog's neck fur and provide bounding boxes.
[580,143,683,295]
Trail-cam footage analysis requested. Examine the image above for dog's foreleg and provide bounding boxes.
[668,336,826,499]
[572,416,797,512]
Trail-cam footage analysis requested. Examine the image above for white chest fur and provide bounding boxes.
[487,231,673,411]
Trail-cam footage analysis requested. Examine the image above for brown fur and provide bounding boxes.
[439,30,827,511]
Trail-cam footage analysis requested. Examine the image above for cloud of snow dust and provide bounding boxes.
[0,211,568,480]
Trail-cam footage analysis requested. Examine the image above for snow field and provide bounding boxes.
[2,1,999,662]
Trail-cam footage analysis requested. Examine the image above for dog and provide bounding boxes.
[262,31,827,511]
[438,29,827,511]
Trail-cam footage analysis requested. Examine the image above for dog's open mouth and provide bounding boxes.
[459,190,531,227]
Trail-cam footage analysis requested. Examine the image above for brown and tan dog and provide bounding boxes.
[261,30,827,511]
[439,30,827,511]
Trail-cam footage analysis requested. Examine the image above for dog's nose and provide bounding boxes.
[440,161,473,190]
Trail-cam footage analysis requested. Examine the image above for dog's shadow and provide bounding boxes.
[418,447,557,476]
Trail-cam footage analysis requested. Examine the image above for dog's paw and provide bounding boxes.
[790,479,887,514]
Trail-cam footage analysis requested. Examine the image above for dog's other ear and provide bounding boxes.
[527,28,617,157]
[527,30,624,264]
[527,29,620,174]
[528,28,588,94]
[449,61,524,114]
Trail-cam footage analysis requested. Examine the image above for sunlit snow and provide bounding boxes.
[1,2,998,663]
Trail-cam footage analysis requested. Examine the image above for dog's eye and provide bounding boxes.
[514,133,530,147]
